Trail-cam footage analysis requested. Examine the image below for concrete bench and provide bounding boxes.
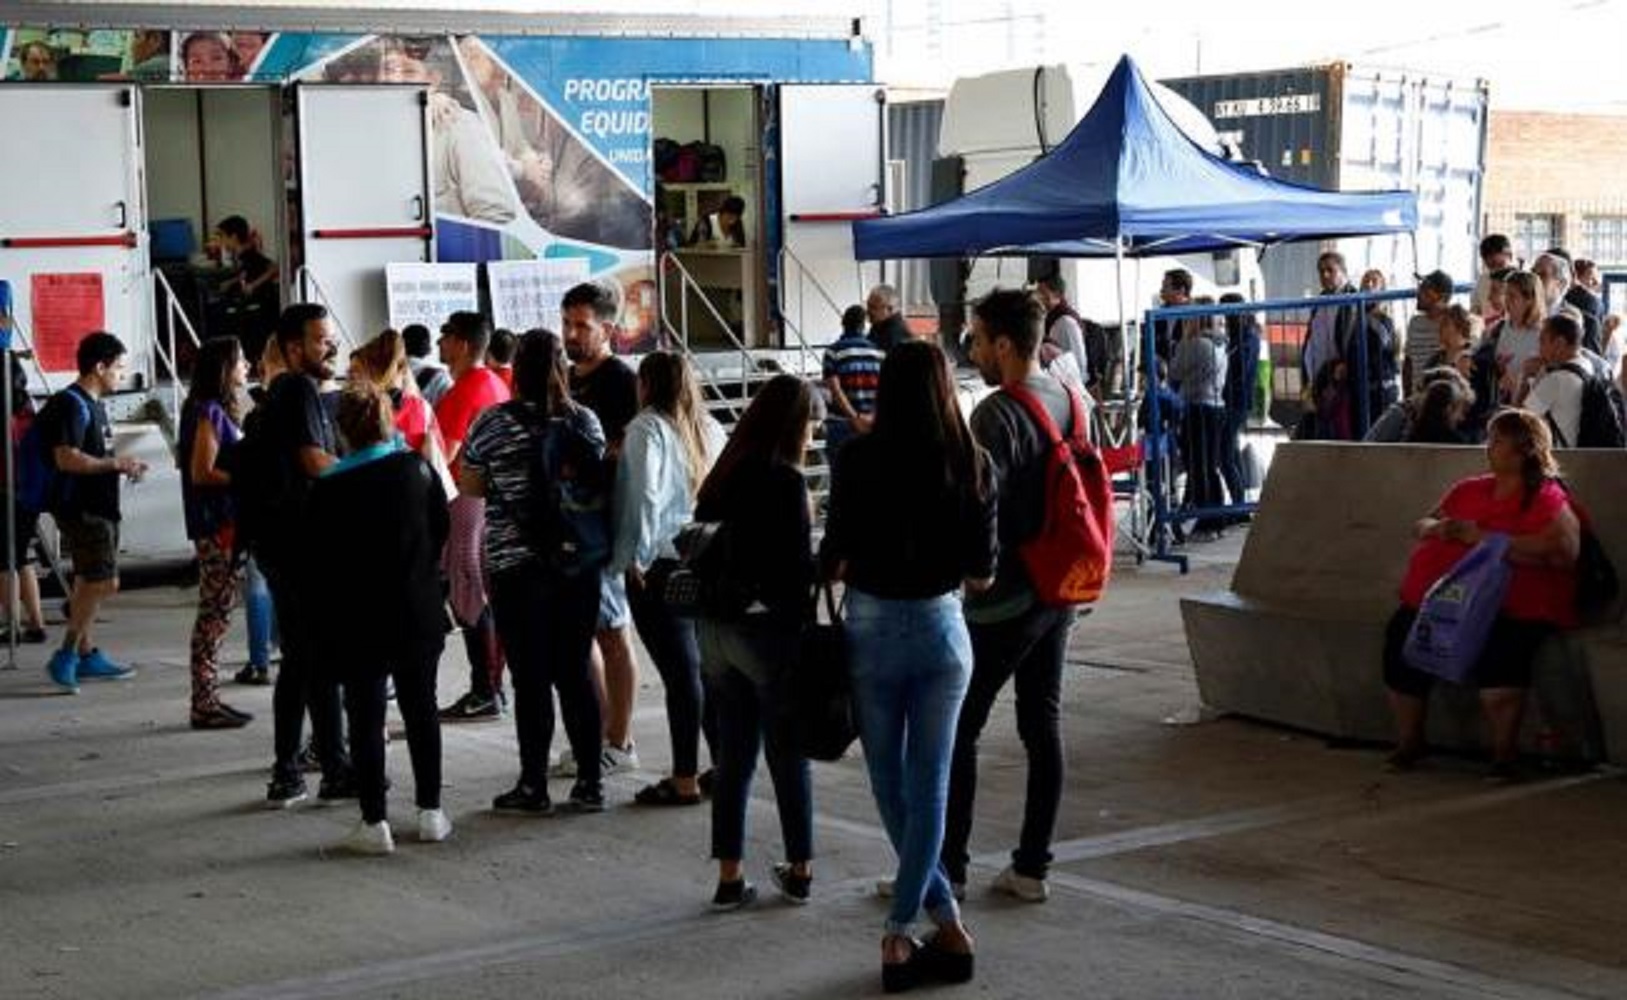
[1181,443,1627,763]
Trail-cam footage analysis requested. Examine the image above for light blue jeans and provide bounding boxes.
[243,557,275,669]
[846,588,972,935]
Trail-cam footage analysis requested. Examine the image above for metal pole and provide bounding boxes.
[2,342,17,670]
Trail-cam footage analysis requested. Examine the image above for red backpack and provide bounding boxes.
[1004,383,1114,606]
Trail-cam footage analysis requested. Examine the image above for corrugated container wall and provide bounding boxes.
[1164,64,1487,300]
[886,98,944,315]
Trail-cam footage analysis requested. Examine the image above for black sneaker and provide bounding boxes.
[492,783,553,814]
[438,692,501,723]
[711,879,757,911]
[318,773,358,802]
[567,780,605,813]
[234,664,271,686]
[771,862,812,905]
[266,774,308,809]
[191,705,250,730]
[219,702,254,723]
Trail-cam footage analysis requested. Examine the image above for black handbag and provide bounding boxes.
[785,582,857,763]
[653,521,751,619]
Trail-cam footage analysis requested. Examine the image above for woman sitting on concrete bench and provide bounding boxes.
[1382,408,1581,779]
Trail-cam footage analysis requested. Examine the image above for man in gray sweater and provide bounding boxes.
[1170,313,1229,541]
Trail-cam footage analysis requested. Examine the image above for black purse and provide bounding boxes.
[654,521,751,619]
[785,582,857,763]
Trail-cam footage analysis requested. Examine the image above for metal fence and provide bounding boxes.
[1137,284,1472,573]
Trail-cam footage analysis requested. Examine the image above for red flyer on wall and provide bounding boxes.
[30,273,105,372]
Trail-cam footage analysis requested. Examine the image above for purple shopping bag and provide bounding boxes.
[1403,533,1512,684]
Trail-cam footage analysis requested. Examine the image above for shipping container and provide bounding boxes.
[1163,63,1489,300]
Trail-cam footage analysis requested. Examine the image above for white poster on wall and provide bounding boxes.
[385,263,479,331]
[488,258,592,334]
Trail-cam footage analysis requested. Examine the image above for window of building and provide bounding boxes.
[1513,214,1559,264]
[1582,215,1627,266]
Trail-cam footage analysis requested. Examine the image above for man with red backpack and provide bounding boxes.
[940,288,1111,905]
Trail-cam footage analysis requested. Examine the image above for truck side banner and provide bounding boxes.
[5,25,869,353]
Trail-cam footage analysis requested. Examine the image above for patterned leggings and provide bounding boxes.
[190,533,242,715]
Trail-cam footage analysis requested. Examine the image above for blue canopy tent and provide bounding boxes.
[852,55,1420,559]
[852,54,1419,261]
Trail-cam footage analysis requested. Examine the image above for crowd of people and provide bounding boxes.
[12,280,1113,994]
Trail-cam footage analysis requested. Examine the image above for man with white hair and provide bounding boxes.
[865,284,910,354]
[1532,252,1601,355]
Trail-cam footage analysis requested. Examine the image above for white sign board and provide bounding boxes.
[488,258,591,334]
[385,263,479,331]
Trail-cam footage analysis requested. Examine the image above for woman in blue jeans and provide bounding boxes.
[694,375,817,910]
[823,341,997,992]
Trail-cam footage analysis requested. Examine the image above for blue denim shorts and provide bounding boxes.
[598,568,630,630]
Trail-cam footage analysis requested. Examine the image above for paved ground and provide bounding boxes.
[3,534,1625,999]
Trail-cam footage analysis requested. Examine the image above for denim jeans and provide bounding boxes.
[942,602,1073,883]
[699,618,812,864]
[243,557,275,669]
[489,563,601,790]
[846,589,971,935]
[629,578,716,778]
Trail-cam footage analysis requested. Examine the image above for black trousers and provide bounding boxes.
[942,603,1074,883]
[489,563,602,790]
[263,562,348,783]
[629,578,717,777]
[342,642,443,825]
[1180,403,1227,531]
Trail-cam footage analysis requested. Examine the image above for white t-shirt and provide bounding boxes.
[1494,323,1543,381]
[1526,365,1585,448]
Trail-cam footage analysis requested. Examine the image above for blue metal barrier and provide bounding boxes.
[1140,283,1473,572]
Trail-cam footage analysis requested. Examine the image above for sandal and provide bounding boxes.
[633,777,702,807]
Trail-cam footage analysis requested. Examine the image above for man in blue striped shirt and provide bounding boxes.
[822,304,887,457]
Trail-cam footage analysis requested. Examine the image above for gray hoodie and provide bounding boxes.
[1171,325,1228,408]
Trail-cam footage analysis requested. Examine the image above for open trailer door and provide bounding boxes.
[0,84,146,389]
[295,84,432,348]
[777,83,885,349]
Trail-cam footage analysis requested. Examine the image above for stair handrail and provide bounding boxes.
[294,265,357,350]
[659,251,757,415]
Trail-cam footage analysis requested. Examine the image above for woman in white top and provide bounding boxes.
[612,351,727,806]
[1490,271,1546,402]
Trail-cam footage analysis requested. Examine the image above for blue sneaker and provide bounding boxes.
[46,648,79,694]
[77,649,136,681]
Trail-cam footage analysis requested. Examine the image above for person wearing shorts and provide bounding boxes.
[39,333,148,692]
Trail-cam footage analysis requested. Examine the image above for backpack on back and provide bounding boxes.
[225,405,288,558]
[1553,362,1626,449]
[16,387,90,515]
[1004,383,1114,606]
[517,404,611,579]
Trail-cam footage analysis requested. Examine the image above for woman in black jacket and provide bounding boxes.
[695,374,817,910]
[308,383,450,855]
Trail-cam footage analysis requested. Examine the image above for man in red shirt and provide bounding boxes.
[435,311,511,722]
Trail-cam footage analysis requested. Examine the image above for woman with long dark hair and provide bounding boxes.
[695,374,817,909]
[463,330,608,814]
[308,383,450,853]
[179,336,253,729]
[823,341,994,991]
[613,351,725,806]
[1383,408,1580,778]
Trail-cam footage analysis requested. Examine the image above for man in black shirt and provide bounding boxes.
[216,215,280,364]
[865,284,910,354]
[561,282,641,775]
[41,333,148,693]
[255,303,351,807]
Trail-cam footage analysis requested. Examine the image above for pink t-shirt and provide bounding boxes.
[1398,474,1577,626]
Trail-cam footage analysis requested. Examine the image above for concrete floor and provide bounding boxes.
[3,535,1625,1000]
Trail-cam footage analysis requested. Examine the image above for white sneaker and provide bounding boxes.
[336,820,395,856]
[992,865,1048,902]
[417,808,453,843]
[600,742,639,775]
